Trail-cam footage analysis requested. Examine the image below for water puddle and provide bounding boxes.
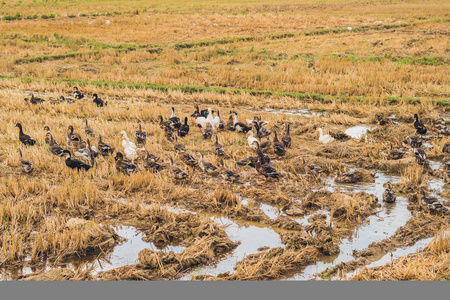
[92,225,186,275]
[180,215,283,280]
[237,196,283,220]
[285,172,412,280]
[262,108,320,117]
[260,203,282,220]
[345,125,374,140]
[1,225,186,280]
[428,177,446,193]
[428,160,441,171]
[106,199,283,280]
[345,236,434,279]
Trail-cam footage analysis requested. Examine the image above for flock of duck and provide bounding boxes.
[15,87,449,216]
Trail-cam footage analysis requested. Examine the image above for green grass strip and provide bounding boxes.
[13,50,100,64]
[174,17,448,49]
[1,74,448,107]
[325,54,449,66]
[7,17,448,65]
[173,32,295,49]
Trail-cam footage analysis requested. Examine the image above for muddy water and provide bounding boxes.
[240,197,283,220]
[180,215,283,280]
[259,203,283,220]
[294,210,331,227]
[345,237,434,279]
[286,172,413,280]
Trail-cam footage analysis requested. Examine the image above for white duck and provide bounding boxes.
[120,131,138,160]
[121,131,136,149]
[212,110,224,130]
[318,128,334,144]
[232,112,252,133]
[196,108,215,129]
[195,111,208,128]
[247,131,258,150]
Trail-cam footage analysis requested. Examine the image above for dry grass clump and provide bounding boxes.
[352,168,377,183]
[44,178,105,209]
[367,124,415,144]
[137,235,237,277]
[315,141,382,161]
[20,265,96,281]
[270,215,304,231]
[426,228,450,254]
[20,268,76,281]
[396,165,425,193]
[282,220,340,256]
[204,246,319,280]
[0,216,119,266]
[30,218,119,262]
[372,157,416,174]
[207,190,273,223]
[210,189,240,208]
[139,211,228,249]
[301,191,379,223]
[426,136,450,159]
[329,192,378,222]
[351,228,450,281]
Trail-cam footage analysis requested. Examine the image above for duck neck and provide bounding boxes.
[233,114,238,125]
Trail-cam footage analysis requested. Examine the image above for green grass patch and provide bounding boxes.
[2,12,22,20]
[174,17,448,49]
[174,33,295,49]
[13,50,100,64]
[0,74,447,107]
[328,54,450,66]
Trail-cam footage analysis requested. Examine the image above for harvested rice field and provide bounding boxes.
[0,0,449,281]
